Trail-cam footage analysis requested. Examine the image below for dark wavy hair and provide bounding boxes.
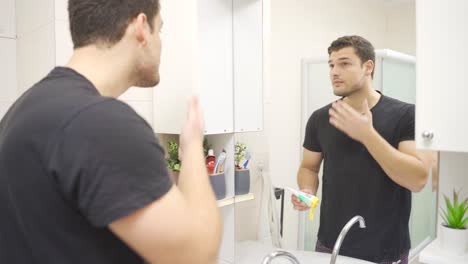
[328,35,375,78]
[69,0,160,48]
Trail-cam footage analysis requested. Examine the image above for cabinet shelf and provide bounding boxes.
[217,193,255,207]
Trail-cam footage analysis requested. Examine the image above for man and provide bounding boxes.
[292,35,432,264]
[0,1,221,264]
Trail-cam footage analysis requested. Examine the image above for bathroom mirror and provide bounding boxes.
[233,0,441,263]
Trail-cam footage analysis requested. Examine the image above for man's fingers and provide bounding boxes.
[190,96,199,111]
[291,194,310,211]
[338,100,352,111]
[330,117,344,131]
[329,108,344,123]
[332,102,344,115]
[178,147,183,161]
[333,101,350,114]
[186,95,205,134]
[291,195,300,203]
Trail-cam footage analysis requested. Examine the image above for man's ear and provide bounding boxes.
[134,13,149,45]
[364,60,374,76]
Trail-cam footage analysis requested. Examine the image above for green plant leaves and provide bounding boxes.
[440,190,468,229]
[440,209,449,227]
[444,194,454,214]
[166,140,181,172]
[234,142,247,167]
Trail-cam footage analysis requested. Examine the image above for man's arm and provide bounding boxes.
[362,134,431,192]
[329,100,430,192]
[429,151,439,192]
[109,97,222,264]
[293,149,323,211]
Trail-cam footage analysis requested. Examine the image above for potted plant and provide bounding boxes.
[234,142,247,170]
[166,140,181,184]
[439,189,468,255]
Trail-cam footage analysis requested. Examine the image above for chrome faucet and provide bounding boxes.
[262,250,300,264]
[330,215,366,264]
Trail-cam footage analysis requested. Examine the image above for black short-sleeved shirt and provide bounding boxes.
[0,67,173,263]
[303,93,415,263]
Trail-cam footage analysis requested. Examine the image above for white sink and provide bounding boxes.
[235,241,375,264]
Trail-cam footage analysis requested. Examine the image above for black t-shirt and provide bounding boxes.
[303,93,415,263]
[0,67,173,263]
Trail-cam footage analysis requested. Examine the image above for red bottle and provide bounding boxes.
[206,149,216,175]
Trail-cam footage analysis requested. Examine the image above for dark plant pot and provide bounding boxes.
[235,169,250,195]
[209,172,226,200]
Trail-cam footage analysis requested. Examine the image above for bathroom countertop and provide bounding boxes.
[419,238,468,264]
[235,240,374,264]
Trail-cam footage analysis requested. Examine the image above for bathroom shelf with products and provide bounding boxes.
[159,135,255,205]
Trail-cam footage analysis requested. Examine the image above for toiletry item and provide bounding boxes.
[242,151,251,169]
[235,169,250,195]
[209,172,226,200]
[206,149,216,174]
[214,150,227,174]
[286,187,320,221]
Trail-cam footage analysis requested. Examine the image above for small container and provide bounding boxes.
[209,172,226,200]
[235,169,250,195]
[206,149,216,175]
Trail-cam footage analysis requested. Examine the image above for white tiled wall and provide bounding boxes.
[0,101,12,120]
[124,101,154,127]
[0,0,16,120]
[54,19,73,66]
[15,0,54,38]
[16,22,55,94]
[0,0,16,38]
[54,0,68,22]
[119,88,154,101]
[0,37,17,101]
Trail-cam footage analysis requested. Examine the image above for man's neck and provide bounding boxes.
[66,45,133,98]
[343,83,381,112]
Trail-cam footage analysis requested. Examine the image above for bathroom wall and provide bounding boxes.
[0,0,16,120]
[0,37,16,120]
[385,1,416,55]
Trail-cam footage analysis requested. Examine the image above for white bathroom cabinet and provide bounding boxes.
[233,0,264,133]
[416,1,468,262]
[154,0,263,135]
[416,0,468,153]
[154,0,233,134]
